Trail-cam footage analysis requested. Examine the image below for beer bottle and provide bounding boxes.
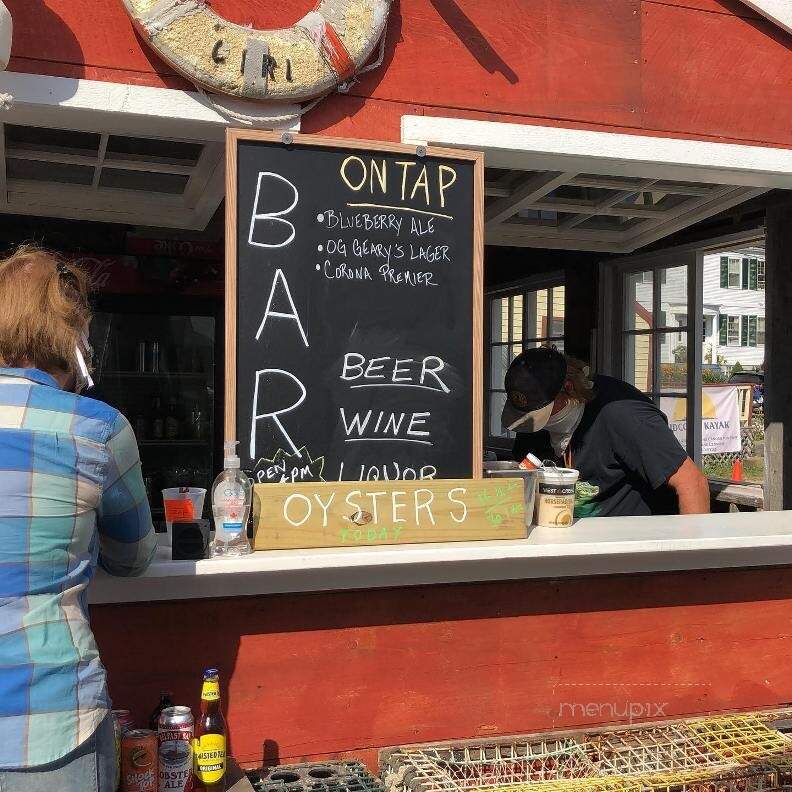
[148,690,173,731]
[193,668,227,791]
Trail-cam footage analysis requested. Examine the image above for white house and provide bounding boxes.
[643,246,765,370]
[703,246,765,369]
[626,247,765,390]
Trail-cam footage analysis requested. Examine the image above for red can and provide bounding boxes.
[121,729,158,792]
[113,709,136,781]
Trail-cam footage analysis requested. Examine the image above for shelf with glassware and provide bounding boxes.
[104,378,214,516]
[89,311,217,521]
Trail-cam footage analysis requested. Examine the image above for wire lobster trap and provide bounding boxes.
[474,768,782,792]
[584,723,735,776]
[248,761,386,792]
[381,711,792,792]
[684,716,792,764]
[381,738,599,792]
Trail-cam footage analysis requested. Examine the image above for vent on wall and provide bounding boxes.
[0,123,225,229]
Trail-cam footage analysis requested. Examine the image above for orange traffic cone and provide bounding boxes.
[731,458,743,482]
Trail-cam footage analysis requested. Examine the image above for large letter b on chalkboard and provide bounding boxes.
[248,172,298,249]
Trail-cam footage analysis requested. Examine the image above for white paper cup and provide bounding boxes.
[534,467,579,527]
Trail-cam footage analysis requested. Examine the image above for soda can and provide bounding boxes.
[121,729,158,792]
[158,706,194,792]
[113,709,135,734]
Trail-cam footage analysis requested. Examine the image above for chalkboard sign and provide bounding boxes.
[225,131,483,484]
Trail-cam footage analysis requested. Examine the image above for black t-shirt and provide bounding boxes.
[512,375,688,517]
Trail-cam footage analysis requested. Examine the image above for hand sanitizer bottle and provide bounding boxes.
[210,441,252,557]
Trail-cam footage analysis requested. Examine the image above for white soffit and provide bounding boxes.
[0,71,299,229]
[402,116,783,253]
[739,0,792,36]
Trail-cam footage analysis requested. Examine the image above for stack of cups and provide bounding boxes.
[161,487,206,547]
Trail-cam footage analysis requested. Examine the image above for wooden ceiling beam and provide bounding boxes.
[485,171,574,225]
[558,178,658,230]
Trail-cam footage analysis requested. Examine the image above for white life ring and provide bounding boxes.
[121,0,391,103]
[0,1,12,71]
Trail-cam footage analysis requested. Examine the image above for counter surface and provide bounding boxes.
[89,511,792,604]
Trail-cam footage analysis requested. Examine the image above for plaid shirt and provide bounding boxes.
[0,368,156,769]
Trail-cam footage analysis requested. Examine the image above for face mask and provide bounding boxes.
[545,397,585,456]
[73,331,94,393]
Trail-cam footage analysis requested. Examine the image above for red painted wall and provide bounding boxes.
[8,1,792,147]
[23,0,791,772]
[92,567,792,770]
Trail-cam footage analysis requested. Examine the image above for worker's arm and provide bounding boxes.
[668,457,711,514]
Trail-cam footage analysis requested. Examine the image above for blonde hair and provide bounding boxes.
[0,245,91,379]
[564,354,596,402]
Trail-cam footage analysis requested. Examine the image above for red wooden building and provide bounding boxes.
[3,0,792,773]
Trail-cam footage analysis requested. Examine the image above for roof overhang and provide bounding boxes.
[0,71,298,229]
[739,0,792,36]
[402,116,787,253]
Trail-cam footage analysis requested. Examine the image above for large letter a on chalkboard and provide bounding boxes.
[255,269,309,348]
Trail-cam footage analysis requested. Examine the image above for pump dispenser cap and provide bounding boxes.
[223,440,241,469]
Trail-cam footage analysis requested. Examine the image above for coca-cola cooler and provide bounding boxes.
[83,244,224,523]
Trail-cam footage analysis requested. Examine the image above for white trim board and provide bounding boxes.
[739,0,792,36]
[0,71,299,141]
[0,71,299,228]
[90,511,792,604]
[402,116,792,189]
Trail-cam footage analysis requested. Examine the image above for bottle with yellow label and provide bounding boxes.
[193,668,227,791]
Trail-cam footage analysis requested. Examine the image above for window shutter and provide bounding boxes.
[741,258,749,289]
[719,315,727,345]
[749,259,758,290]
[749,315,757,347]
[720,257,729,288]
[740,316,749,346]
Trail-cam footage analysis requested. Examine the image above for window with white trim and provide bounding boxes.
[721,257,742,289]
[621,264,688,398]
[604,238,766,481]
[718,315,764,347]
[487,282,565,444]
[729,316,741,346]
[719,255,764,291]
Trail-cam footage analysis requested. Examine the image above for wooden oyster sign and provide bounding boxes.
[253,479,526,550]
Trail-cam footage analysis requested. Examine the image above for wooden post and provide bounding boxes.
[564,262,598,361]
[763,200,792,510]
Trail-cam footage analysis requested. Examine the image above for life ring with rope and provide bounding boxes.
[121,0,392,105]
[0,1,12,71]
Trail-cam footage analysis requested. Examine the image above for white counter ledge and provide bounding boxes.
[89,511,792,604]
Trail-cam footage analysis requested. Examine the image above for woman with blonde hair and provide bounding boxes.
[0,246,156,790]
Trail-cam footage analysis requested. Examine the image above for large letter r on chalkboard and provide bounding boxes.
[250,369,307,459]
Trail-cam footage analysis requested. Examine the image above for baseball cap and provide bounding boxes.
[501,346,567,433]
